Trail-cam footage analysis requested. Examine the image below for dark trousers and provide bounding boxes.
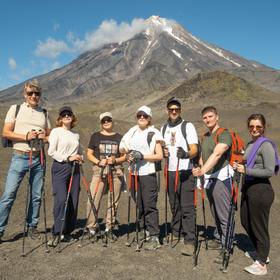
[131,173,160,236]
[51,161,80,235]
[168,170,196,243]
[241,179,274,265]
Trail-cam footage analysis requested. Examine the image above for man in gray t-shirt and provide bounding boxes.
[0,79,51,241]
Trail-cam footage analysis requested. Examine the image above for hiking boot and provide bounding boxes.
[47,235,60,247]
[244,261,267,276]
[62,234,77,243]
[28,227,41,240]
[181,241,195,256]
[244,251,270,264]
[214,248,233,264]
[207,239,221,250]
[105,228,118,242]
[144,236,161,251]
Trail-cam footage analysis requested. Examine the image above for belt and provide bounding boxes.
[14,150,40,157]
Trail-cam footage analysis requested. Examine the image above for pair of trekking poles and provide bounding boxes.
[78,163,117,248]
[21,130,49,257]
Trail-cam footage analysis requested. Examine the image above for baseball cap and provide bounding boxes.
[166,97,181,108]
[59,106,73,115]
[99,112,113,121]
[136,105,152,117]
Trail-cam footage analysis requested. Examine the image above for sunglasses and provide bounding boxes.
[168,108,181,113]
[60,111,73,118]
[137,114,149,119]
[249,125,263,131]
[26,91,41,97]
[101,117,112,124]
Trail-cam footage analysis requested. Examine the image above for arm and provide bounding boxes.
[144,141,163,162]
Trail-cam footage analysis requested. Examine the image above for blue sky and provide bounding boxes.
[1,0,279,90]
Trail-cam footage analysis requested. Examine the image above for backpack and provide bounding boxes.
[212,127,245,166]
[2,105,48,148]
[147,131,162,171]
[162,120,200,165]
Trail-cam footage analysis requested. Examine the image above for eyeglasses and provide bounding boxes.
[249,125,263,131]
[136,114,149,119]
[26,91,41,97]
[168,108,181,113]
[60,111,73,118]
[101,117,112,124]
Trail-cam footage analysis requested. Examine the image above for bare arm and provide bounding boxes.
[143,141,163,162]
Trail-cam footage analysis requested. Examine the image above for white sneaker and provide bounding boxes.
[244,261,267,275]
[88,228,96,236]
[245,251,270,264]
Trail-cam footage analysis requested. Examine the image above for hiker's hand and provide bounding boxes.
[68,154,83,162]
[163,147,169,158]
[107,156,116,165]
[98,158,107,167]
[127,150,143,162]
[236,163,245,174]
[192,166,203,177]
[26,130,38,141]
[37,130,45,140]
[177,147,189,159]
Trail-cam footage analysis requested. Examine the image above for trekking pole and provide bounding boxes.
[57,161,77,253]
[78,165,100,247]
[193,188,202,269]
[125,169,133,246]
[38,137,50,253]
[21,136,35,257]
[200,186,208,250]
[134,165,141,252]
[170,158,180,246]
[164,158,169,245]
[220,173,240,273]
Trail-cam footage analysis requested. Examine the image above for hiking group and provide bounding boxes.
[0,79,279,276]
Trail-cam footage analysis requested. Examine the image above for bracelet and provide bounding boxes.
[26,132,29,142]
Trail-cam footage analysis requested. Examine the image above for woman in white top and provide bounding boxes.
[47,106,83,246]
[120,105,163,250]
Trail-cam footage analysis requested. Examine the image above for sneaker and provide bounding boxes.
[28,227,41,240]
[47,235,59,247]
[244,261,267,276]
[207,239,221,250]
[244,251,270,264]
[144,236,161,251]
[88,228,97,237]
[61,234,77,243]
[181,241,195,256]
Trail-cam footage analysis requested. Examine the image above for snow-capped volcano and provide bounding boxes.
[0,15,278,103]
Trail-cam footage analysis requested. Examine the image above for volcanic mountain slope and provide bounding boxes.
[0,16,279,105]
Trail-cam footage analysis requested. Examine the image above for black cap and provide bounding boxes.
[59,106,73,115]
[166,97,181,108]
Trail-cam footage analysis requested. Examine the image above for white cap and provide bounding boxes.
[99,112,113,121]
[136,105,152,117]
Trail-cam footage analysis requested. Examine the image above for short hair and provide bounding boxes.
[201,106,218,116]
[247,113,266,129]
[56,114,78,129]
[24,79,41,92]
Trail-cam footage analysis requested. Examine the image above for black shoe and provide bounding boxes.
[105,229,118,242]
[61,234,77,243]
[28,227,41,240]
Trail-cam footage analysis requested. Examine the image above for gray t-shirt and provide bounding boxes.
[245,141,275,178]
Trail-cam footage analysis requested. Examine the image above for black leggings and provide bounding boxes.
[240,179,274,265]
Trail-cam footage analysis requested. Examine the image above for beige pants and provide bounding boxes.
[87,165,123,230]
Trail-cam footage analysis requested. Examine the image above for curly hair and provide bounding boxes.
[56,114,78,129]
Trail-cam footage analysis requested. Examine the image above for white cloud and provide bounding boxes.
[35,37,70,58]
[8,57,17,70]
[51,61,60,70]
[70,18,148,52]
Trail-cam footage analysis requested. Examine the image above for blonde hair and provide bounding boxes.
[24,79,41,92]
[56,114,78,129]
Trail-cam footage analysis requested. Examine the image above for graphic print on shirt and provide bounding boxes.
[99,141,119,158]
[170,131,176,146]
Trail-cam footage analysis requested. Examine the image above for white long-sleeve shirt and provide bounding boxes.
[48,127,81,162]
